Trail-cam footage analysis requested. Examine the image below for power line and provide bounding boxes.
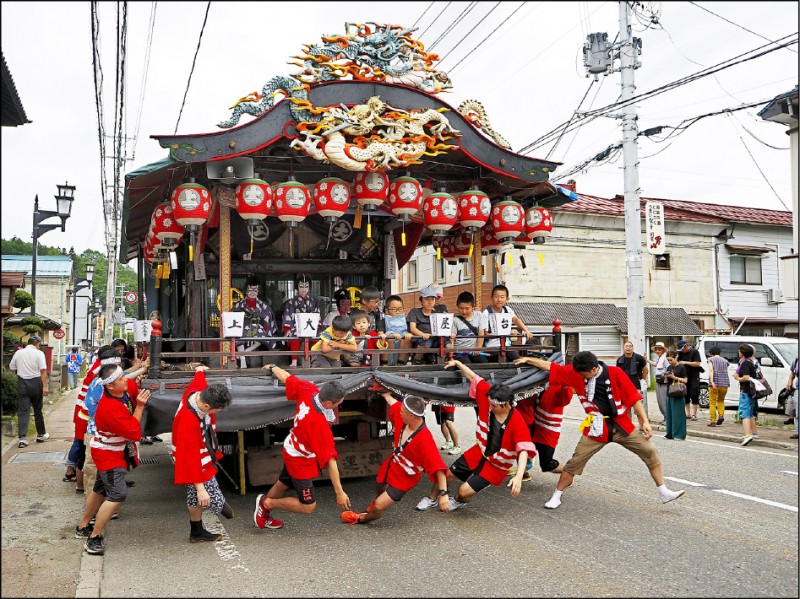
[444,1,527,73]
[518,33,798,155]
[418,2,452,42]
[689,1,797,54]
[174,1,211,135]
[545,78,595,160]
[435,2,501,63]
[428,1,479,51]
[131,1,157,160]
[413,1,436,28]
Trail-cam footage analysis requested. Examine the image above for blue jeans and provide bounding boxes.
[68,371,80,389]
[66,437,86,470]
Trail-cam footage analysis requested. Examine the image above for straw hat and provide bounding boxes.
[651,341,667,351]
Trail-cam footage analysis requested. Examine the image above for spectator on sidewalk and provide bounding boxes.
[648,342,669,425]
[66,347,83,390]
[616,341,649,416]
[9,336,49,448]
[664,351,688,441]
[706,345,730,427]
[677,339,703,421]
[733,344,760,446]
[785,358,797,440]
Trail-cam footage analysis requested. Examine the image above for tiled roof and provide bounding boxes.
[1,255,73,277]
[511,302,703,337]
[556,193,792,227]
[1,51,30,127]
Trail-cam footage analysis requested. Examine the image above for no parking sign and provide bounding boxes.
[125,291,138,304]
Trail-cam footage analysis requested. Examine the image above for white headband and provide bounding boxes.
[101,356,121,365]
[402,396,426,417]
[100,366,124,386]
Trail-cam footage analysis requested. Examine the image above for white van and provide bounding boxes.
[696,336,798,410]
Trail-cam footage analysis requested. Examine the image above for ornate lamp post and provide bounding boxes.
[70,263,94,347]
[31,182,76,312]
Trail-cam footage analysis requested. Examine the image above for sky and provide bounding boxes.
[1,1,797,263]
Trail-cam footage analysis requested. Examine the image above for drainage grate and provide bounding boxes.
[8,451,67,464]
[139,457,159,465]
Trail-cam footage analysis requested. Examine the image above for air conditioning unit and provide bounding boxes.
[767,288,784,303]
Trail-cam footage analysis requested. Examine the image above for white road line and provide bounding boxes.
[712,489,798,513]
[664,476,798,513]
[780,471,798,476]
[682,438,798,457]
[202,514,251,574]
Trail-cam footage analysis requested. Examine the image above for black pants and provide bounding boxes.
[17,377,45,439]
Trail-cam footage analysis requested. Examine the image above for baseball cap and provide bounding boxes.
[419,285,437,298]
[28,335,42,345]
[433,284,444,298]
[677,339,688,349]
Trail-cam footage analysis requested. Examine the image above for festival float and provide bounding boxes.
[122,22,578,490]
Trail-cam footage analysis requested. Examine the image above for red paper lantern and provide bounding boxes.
[452,232,472,262]
[423,191,457,236]
[235,177,272,224]
[440,236,457,264]
[387,175,423,223]
[151,203,184,249]
[273,178,311,227]
[525,206,553,245]
[170,179,211,232]
[490,199,524,243]
[352,171,389,211]
[480,222,503,254]
[456,188,491,233]
[313,177,351,223]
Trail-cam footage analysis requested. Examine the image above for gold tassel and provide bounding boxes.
[189,234,194,262]
[163,262,170,278]
[469,244,474,258]
[367,221,372,239]
[437,246,441,260]
[401,227,406,247]
[508,253,513,267]
[539,251,544,265]
[354,205,363,229]
[156,263,163,279]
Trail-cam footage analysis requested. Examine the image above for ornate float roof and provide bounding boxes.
[122,23,577,261]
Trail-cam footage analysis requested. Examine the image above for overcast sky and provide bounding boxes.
[1,1,797,261]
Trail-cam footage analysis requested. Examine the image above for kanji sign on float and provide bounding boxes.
[294,313,320,338]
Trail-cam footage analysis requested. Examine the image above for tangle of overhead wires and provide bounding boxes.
[427,1,479,51]
[131,1,157,161]
[90,2,109,247]
[418,2,452,42]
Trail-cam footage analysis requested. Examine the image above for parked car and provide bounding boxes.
[696,336,798,410]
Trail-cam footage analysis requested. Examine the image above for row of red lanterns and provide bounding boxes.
[144,173,554,264]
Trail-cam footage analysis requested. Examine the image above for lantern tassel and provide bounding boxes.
[354,205,363,229]
[437,246,441,261]
[366,213,372,239]
[163,261,170,278]
[538,251,544,265]
[468,243,474,258]
[508,253,513,267]
[249,225,254,255]
[289,228,294,257]
[189,233,194,262]
[401,223,406,247]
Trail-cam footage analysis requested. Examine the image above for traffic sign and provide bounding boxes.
[125,291,138,304]
[53,329,66,339]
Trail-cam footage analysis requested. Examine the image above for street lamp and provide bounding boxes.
[31,182,76,312]
[70,263,94,347]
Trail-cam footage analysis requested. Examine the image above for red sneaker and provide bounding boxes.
[253,494,284,529]
[340,511,367,525]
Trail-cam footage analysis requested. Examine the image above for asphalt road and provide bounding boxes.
[85,408,798,598]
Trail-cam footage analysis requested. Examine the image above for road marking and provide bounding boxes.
[664,476,798,513]
[780,471,798,476]
[681,437,796,457]
[202,514,250,574]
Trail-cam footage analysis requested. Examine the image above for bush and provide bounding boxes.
[1,368,18,414]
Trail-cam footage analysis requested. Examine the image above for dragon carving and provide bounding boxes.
[457,99,512,149]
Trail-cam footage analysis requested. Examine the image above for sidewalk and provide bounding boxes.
[562,390,798,451]
[1,385,89,598]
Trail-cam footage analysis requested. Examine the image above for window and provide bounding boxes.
[462,259,472,280]
[407,259,418,289]
[730,255,762,285]
[654,253,671,270]
[435,256,445,282]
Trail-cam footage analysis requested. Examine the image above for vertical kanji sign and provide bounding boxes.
[221,312,244,338]
[134,320,153,343]
[646,201,666,255]
[295,313,320,338]
[487,313,512,339]
[429,313,454,336]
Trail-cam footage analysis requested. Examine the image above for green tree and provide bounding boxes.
[1,236,64,256]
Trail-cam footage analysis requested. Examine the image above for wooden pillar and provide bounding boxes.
[472,234,483,310]
[219,203,231,369]
[238,430,246,495]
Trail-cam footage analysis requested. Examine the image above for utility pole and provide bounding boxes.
[618,1,645,357]
[582,2,645,356]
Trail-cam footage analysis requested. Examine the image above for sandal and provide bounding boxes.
[63,471,77,482]
[690,415,698,421]
[76,488,85,494]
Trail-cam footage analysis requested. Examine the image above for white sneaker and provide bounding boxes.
[18,439,28,448]
[741,435,753,446]
[448,497,465,511]
[447,446,462,455]
[440,441,454,451]
[36,433,50,443]
[544,494,562,509]
[414,497,438,511]
[660,488,685,504]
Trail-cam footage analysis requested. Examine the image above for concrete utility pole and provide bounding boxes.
[618,1,646,354]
